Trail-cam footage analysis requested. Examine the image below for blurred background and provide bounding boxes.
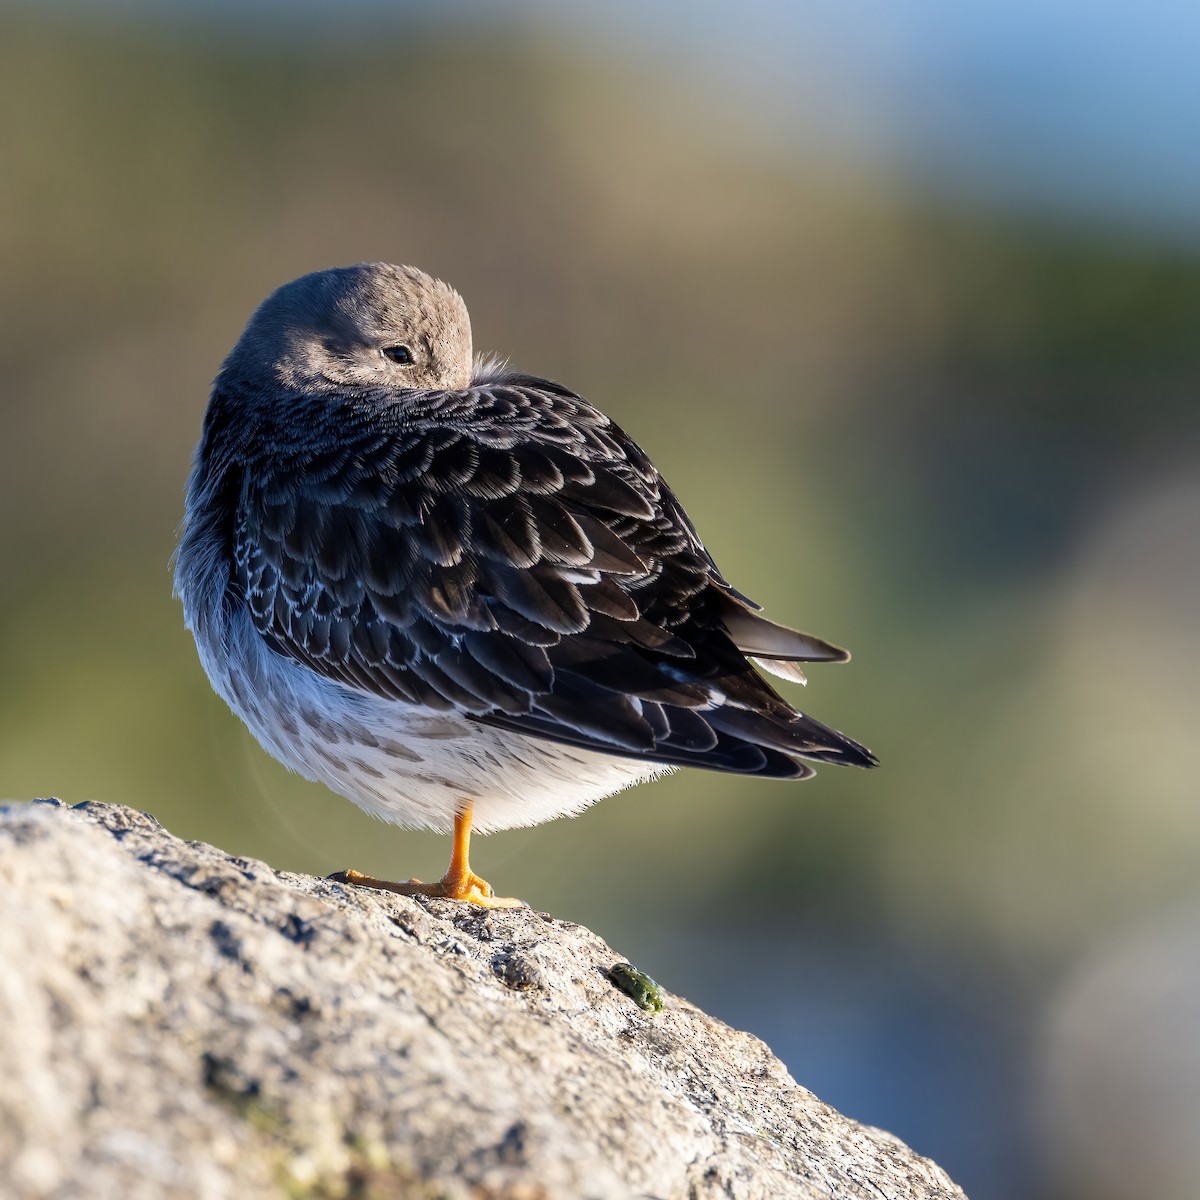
[2,2,1198,1196]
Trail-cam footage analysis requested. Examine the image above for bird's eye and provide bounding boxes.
[381,345,413,365]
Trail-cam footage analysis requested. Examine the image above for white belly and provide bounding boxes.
[196,605,667,834]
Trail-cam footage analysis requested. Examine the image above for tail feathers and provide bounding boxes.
[710,704,879,770]
[716,593,851,665]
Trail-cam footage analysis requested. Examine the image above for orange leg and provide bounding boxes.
[330,803,525,909]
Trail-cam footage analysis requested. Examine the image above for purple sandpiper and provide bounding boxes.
[174,263,876,907]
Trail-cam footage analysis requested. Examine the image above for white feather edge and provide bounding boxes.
[752,657,809,686]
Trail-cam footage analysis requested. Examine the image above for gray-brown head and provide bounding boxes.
[221,263,473,394]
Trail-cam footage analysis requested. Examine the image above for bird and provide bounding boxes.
[174,263,877,908]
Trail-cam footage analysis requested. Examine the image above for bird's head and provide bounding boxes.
[220,262,474,396]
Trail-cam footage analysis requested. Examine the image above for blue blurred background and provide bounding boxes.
[3,2,1199,1196]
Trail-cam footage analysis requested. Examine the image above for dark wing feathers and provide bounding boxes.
[233,374,877,777]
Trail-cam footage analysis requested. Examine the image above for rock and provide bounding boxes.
[0,800,966,1200]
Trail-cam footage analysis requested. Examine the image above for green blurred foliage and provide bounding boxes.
[1,12,1198,990]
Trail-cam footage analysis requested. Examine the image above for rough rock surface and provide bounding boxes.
[0,800,967,1200]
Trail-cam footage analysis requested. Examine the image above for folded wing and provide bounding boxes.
[232,373,877,778]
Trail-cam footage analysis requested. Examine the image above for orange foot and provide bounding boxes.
[330,866,525,910]
[329,802,526,909]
